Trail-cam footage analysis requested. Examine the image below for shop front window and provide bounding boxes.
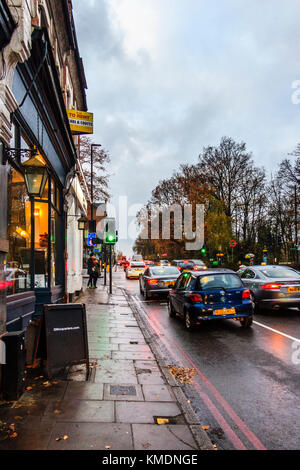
[7,168,32,294]
[7,163,63,293]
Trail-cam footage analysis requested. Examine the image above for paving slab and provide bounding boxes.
[113,351,155,361]
[94,370,138,385]
[44,399,114,423]
[0,418,54,450]
[110,337,146,345]
[96,359,135,371]
[136,371,165,385]
[142,385,175,402]
[132,424,197,450]
[116,401,182,424]
[47,422,133,450]
[119,344,151,352]
[64,382,104,400]
[88,343,119,351]
[104,384,144,401]
[89,351,113,360]
[135,360,159,370]
[19,380,68,401]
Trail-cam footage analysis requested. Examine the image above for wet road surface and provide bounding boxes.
[112,269,300,450]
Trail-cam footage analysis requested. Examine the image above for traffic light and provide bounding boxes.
[277,235,282,246]
[102,218,117,245]
[106,233,116,244]
[200,246,206,254]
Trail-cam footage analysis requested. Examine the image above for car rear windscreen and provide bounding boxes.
[150,267,180,276]
[131,263,145,268]
[259,267,300,278]
[198,274,243,290]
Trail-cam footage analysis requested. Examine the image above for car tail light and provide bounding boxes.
[261,283,281,290]
[192,266,200,271]
[148,279,159,285]
[0,282,7,290]
[242,289,251,299]
[189,293,203,302]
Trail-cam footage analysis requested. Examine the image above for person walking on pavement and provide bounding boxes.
[87,253,95,288]
[93,259,101,288]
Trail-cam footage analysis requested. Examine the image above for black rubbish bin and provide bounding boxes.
[1,330,26,400]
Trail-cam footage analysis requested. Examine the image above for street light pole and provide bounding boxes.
[90,144,101,230]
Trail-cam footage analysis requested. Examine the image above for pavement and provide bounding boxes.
[0,280,214,451]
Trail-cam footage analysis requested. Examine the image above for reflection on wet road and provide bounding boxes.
[113,269,300,450]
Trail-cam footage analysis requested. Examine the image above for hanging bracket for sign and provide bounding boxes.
[34,303,89,380]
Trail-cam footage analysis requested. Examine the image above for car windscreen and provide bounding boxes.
[197,274,243,290]
[150,267,180,276]
[259,267,300,278]
[132,256,143,261]
[130,264,145,268]
[189,260,205,265]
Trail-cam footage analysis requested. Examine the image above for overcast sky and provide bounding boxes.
[72,0,300,256]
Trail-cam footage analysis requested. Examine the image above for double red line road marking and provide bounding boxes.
[131,295,266,450]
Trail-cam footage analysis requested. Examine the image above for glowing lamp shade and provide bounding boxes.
[77,217,86,231]
[22,154,48,197]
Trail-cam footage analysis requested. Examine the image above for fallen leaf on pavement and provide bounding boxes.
[63,435,69,440]
[105,445,111,449]
[54,410,62,415]
[202,426,210,431]
[14,416,23,421]
[10,432,18,439]
[167,365,197,384]
[26,387,33,391]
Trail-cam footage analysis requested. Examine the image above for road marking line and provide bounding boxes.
[253,321,300,343]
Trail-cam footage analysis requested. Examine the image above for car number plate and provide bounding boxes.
[164,281,175,287]
[288,286,300,293]
[214,308,236,316]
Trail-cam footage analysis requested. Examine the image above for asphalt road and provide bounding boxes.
[112,268,300,450]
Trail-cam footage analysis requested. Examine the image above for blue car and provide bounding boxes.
[168,269,253,330]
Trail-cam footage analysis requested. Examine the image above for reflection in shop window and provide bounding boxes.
[7,168,32,294]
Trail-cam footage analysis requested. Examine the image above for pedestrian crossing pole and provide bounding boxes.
[109,244,112,294]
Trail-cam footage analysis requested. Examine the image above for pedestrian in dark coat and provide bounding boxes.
[87,254,95,288]
[93,260,101,288]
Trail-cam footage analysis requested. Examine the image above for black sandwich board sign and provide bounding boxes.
[34,303,89,379]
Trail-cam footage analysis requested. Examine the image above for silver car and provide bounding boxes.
[238,265,300,312]
[139,266,181,300]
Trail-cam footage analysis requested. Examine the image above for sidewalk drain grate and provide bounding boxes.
[110,385,137,396]
[130,341,138,344]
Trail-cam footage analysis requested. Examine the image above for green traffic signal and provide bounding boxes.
[200,247,206,254]
[106,233,116,243]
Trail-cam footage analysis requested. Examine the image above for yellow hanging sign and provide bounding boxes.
[67,109,94,134]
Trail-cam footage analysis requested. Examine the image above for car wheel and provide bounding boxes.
[240,315,253,328]
[143,288,149,300]
[168,300,176,318]
[139,281,143,295]
[184,310,195,331]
